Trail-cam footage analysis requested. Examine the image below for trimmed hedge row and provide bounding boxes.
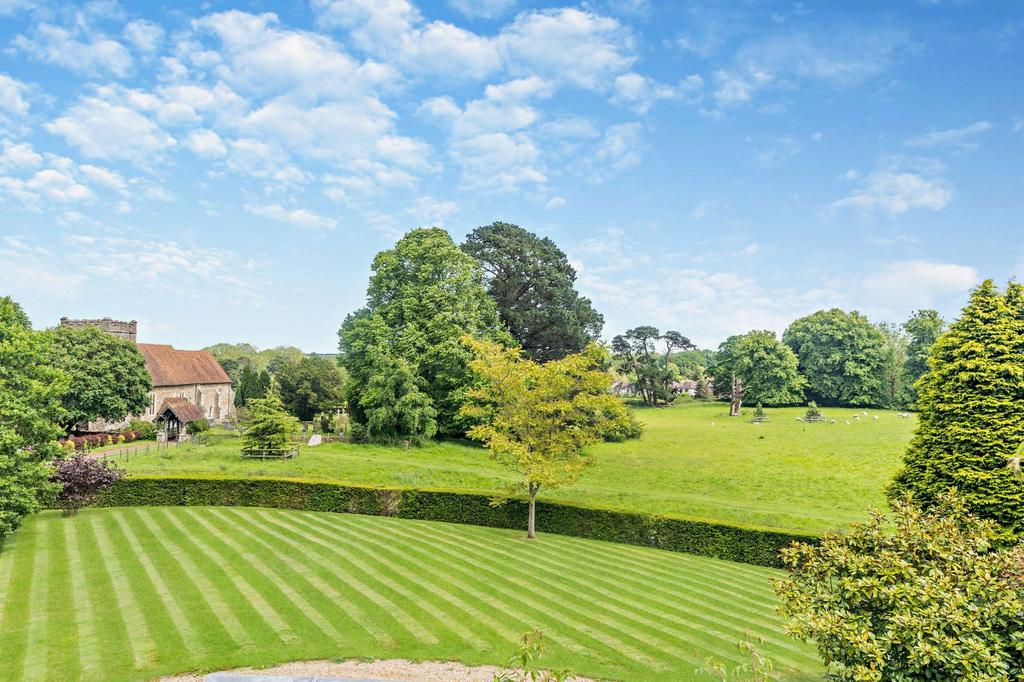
[98,477,819,568]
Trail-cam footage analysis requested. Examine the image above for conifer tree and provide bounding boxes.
[888,280,1024,533]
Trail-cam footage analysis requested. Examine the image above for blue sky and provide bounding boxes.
[1,0,1021,352]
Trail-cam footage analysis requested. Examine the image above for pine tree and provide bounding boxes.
[888,280,1024,533]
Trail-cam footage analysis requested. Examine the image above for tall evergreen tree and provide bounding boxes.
[462,222,603,361]
[902,309,946,406]
[889,280,1024,533]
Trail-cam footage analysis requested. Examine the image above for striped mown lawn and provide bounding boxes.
[0,507,822,681]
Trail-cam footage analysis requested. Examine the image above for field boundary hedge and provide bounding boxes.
[97,477,819,568]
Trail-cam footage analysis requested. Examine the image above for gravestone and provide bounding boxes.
[307,434,322,447]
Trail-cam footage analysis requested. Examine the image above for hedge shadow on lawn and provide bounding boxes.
[96,477,819,568]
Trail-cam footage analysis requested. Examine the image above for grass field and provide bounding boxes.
[0,507,821,682]
[110,401,914,533]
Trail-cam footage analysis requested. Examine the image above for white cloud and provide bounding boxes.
[46,92,176,161]
[0,168,94,204]
[611,73,696,114]
[13,23,133,77]
[545,195,566,209]
[447,0,516,19]
[0,139,42,170]
[905,121,992,150]
[450,132,545,192]
[184,129,228,158]
[78,164,128,192]
[245,202,338,229]
[500,8,636,91]
[312,0,501,80]
[831,156,950,215]
[123,20,164,53]
[407,195,458,225]
[590,122,644,182]
[865,260,979,306]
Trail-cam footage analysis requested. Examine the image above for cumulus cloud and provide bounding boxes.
[46,91,177,161]
[905,121,992,150]
[184,129,228,158]
[865,260,979,306]
[611,73,700,114]
[245,202,338,229]
[312,0,501,80]
[832,158,953,215]
[13,23,133,77]
[123,20,164,53]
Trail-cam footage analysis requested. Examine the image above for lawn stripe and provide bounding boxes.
[0,520,34,682]
[187,510,344,648]
[64,517,102,679]
[43,516,80,682]
[89,514,159,671]
[422,520,818,670]
[228,507,436,647]
[110,510,207,657]
[0,528,24,678]
[254,509,507,647]
[159,509,297,643]
[299,512,659,672]
[135,509,259,649]
[199,508,388,648]
[20,518,49,681]
[288,509,606,663]
[368,516,744,671]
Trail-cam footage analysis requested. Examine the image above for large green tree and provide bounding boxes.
[234,365,271,407]
[0,295,31,329]
[275,356,347,421]
[339,227,508,438]
[0,310,68,536]
[45,325,152,430]
[462,222,603,361]
[713,330,805,407]
[611,327,693,406]
[783,309,886,406]
[889,280,1024,533]
[902,309,945,406]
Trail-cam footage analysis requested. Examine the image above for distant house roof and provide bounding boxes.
[155,397,205,424]
[136,343,231,387]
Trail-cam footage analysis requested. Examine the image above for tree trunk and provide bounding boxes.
[527,483,539,539]
[729,375,743,417]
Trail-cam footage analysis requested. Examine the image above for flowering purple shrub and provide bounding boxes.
[50,455,124,515]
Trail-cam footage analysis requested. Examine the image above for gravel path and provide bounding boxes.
[160,658,593,681]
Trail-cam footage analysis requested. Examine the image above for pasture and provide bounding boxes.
[0,507,821,682]
[110,401,914,534]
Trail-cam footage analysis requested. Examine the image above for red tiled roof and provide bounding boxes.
[136,343,231,387]
[156,397,205,423]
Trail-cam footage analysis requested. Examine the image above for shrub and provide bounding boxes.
[241,394,298,450]
[186,418,210,436]
[776,492,1024,681]
[96,477,815,568]
[601,409,644,442]
[70,436,86,451]
[494,630,569,682]
[347,422,368,443]
[50,455,125,515]
[128,419,158,441]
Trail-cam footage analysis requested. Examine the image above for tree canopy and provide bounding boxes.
[0,308,67,536]
[0,295,31,329]
[45,325,151,430]
[462,222,603,361]
[339,227,508,438]
[889,280,1024,533]
[902,309,946,406]
[275,355,347,421]
[783,309,886,406]
[713,330,805,406]
[463,338,632,538]
[611,326,693,406]
[205,342,305,384]
[234,365,271,407]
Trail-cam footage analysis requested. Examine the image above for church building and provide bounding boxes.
[59,317,235,430]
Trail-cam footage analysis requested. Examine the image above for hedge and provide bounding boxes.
[97,477,819,568]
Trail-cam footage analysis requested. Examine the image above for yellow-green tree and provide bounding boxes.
[463,338,633,539]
